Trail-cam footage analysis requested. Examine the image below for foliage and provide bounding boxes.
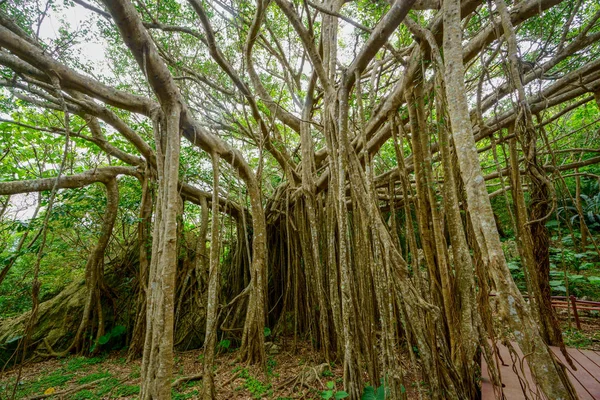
[322,381,349,399]
[64,356,106,372]
[115,384,140,397]
[267,357,277,377]
[239,368,273,399]
[76,371,112,384]
[562,329,593,348]
[556,192,600,231]
[0,370,74,398]
[91,325,127,352]
[217,339,231,353]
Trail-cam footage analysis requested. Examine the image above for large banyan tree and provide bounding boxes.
[1,0,600,398]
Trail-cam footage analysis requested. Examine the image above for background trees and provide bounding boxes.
[1,0,599,398]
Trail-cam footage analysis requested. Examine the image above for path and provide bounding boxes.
[481,343,600,399]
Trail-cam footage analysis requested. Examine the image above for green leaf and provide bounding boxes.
[6,335,23,344]
[553,285,567,293]
[98,334,111,345]
[580,262,594,270]
[327,381,335,389]
[361,386,376,400]
[568,274,585,282]
[588,276,600,285]
[263,327,271,337]
[335,391,349,399]
[376,384,386,400]
[549,280,564,287]
[321,390,333,399]
[111,325,126,336]
[507,261,520,271]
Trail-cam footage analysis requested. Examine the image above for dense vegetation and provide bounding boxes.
[0,0,600,398]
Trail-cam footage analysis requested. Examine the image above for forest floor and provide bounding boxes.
[559,311,600,351]
[0,338,423,400]
[0,316,597,399]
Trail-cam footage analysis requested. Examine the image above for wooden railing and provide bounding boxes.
[550,295,600,329]
[489,294,600,329]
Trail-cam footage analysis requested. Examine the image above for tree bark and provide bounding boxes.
[140,106,181,399]
[443,0,577,398]
[203,153,221,399]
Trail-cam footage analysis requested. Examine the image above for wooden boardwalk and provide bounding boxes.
[482,343,600,399]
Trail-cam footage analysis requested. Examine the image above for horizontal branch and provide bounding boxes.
[0,167,140,195]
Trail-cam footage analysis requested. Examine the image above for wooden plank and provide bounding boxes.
[482,344,600,400]
[481,342,535,400]
[551,348,595,400]
[562,348,600,399]
[566,349,600,385]
[480,371,505,400]
[578,349,600,369]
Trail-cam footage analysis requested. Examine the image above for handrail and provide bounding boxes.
[488,293,600,329]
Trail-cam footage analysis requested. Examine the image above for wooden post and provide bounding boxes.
[570,295,581,330]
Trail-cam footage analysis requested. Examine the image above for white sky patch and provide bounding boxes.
[37,4,108,76]
[4,192,38,221]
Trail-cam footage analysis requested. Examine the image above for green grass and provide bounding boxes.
[245,374,272,399]
[63,355,106,372]
[1,370,75,398]
[76,370,112,384]
[0,353,125,399]
[563,328,593,348]
[71,389,98,400]
[114,384,140,397]
[128,366,141,379]
[94,377,121,396]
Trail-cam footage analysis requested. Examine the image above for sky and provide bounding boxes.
[37,3,108,75]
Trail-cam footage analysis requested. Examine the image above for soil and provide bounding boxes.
[1,314,597,399]
[0,338,425,399]
[557,309,600,351]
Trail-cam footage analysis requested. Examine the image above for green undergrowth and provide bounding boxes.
[562,328,595,348]
[0,369,75,399]
[0,354,136,399]
[504,239,600,301]
[234,367,273,399]
[0,351,205,399]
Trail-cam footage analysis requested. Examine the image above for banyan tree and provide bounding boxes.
[1,0,599,398]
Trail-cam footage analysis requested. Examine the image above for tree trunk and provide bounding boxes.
[203,153,221,399]
[140,106,181,399]
[443,1,578,398]
[239,182,267,366]
[128,173,154,360]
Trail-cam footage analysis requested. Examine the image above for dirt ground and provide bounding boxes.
[557,309,600,351]
[1,314,597,400]
[0,339,424,399]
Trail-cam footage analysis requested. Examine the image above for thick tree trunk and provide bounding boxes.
[443,1,577,398]
[140,107,181,399]
[495,0,566,350]
[239,184,267,366]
